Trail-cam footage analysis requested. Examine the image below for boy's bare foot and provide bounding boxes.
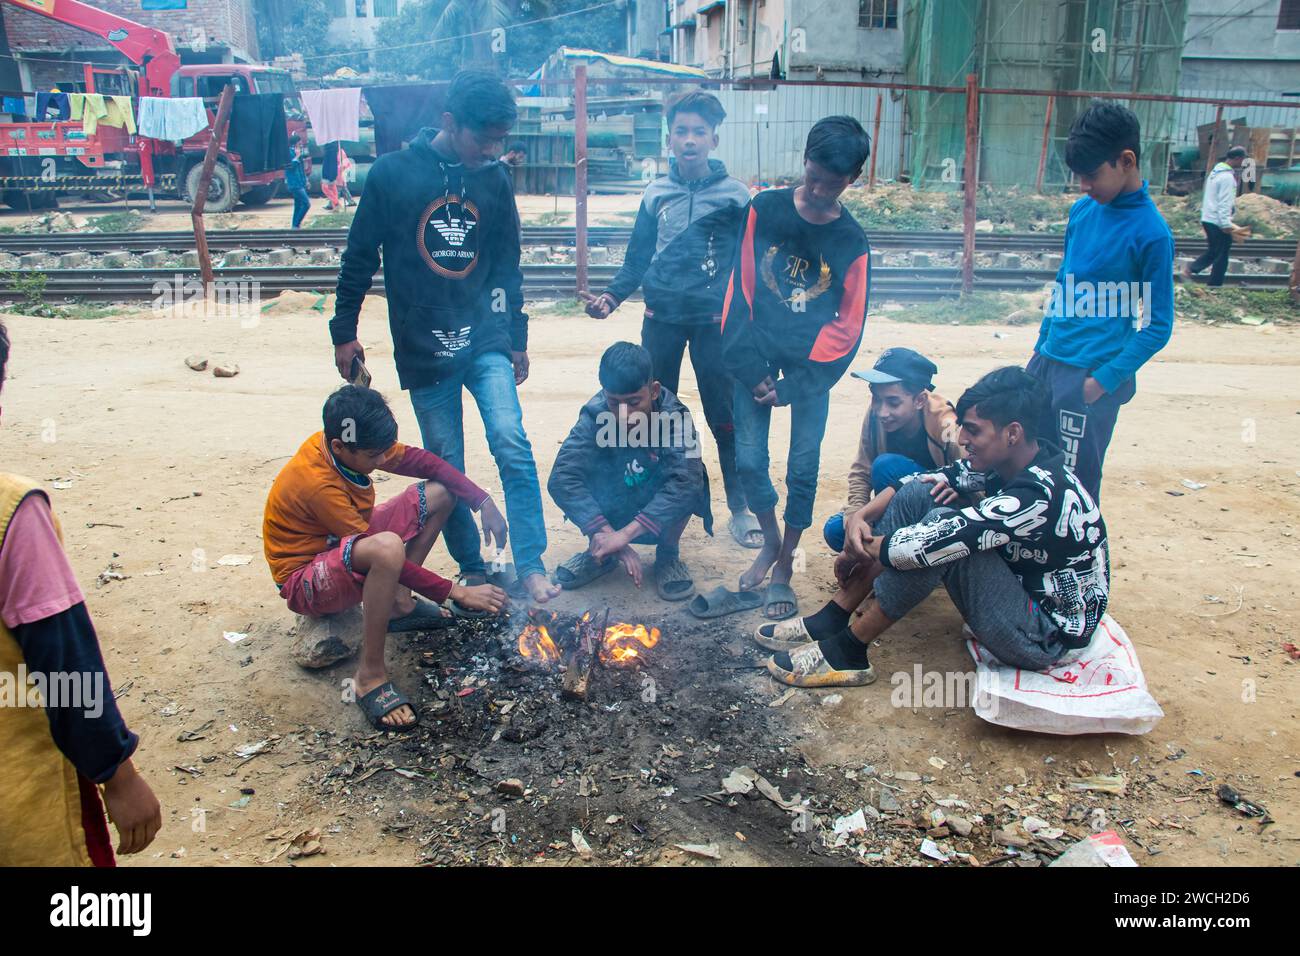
[354,672,416,728]
[523,571,561,603]
[765,558,797,619]
[739,542,780,592]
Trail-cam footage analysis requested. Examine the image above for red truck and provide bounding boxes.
[0,0,308,212]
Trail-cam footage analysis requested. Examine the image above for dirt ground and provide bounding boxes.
[1,295,1297,867]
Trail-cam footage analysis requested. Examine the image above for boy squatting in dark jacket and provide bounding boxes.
[547,343,712,602]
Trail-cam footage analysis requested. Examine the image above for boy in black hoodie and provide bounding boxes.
[582,91,757,550]
[330,70,561,609]
[721,115,872,623]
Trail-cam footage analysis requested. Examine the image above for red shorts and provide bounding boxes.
[279,482,430,617]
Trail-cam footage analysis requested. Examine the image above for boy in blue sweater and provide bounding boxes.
[1026,101,1174,502]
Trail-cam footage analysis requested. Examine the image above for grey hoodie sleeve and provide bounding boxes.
[604,200,658,305]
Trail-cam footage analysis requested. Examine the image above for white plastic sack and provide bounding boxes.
[964,614,1163,736]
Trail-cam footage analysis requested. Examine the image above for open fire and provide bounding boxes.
[516,610,660,699]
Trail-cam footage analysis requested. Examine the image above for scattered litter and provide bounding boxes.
[833,809,869,835]
[919,838,949,863]
[1050,831,1137,867]
[768,688,797,707]
[894,771,922,782]
[233,739,271,760]
[95,563,129,588]
[223,631,249,644]
[217,554,253,566]
[228,795,251,809]
[570,829,593,860]
[1216,784,1272,823]
[1180,479,1207,491]
[722,767,757,795]
[51,480,73,490]
[821,693,843,707]
[1070,774,1127,795]
[675,842,722,860]
[928,756,948,770]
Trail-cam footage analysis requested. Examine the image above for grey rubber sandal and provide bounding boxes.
[688,586,764,619]
[654,557,695,602]
[727,512,765,549]
[762,582,800,621]
[553,551,616,591]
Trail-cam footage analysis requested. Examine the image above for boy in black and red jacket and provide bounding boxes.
[721,115,872,622]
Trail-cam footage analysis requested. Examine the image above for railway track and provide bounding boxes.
[2,263,1288,304]
[0,226,1296,259]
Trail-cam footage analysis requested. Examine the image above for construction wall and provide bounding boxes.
[2,0,259,63]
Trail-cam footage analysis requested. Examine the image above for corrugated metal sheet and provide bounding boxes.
[1173,88,1300,145]
[708,85,907,184]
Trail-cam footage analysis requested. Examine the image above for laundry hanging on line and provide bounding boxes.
[35,92,70,122]
[363,84,446,156]
[69,93,136,135]
[228,93,289,175]
[300,87,361,145]
[137,96,210,141]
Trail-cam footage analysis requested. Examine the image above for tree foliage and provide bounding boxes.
[375,0,626,79]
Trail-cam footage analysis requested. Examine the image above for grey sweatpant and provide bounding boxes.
[873,481,1067,670]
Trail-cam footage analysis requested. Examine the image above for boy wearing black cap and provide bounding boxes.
[822,347,961,555]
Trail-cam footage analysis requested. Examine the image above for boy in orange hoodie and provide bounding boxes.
[264,386,508,730]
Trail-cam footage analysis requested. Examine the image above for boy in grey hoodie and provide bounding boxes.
[581,91,759,550]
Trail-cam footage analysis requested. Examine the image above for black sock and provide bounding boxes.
[819,627,870,670]
[804,600,851,638]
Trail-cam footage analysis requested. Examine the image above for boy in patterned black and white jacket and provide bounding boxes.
[759,367,1110,689]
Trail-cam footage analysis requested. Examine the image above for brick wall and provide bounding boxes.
[3,0,259,61]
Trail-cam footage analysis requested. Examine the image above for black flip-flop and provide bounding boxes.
[355,681,419,731]
[688,586,764,619]
[387,597,456,633]
[553,551,616,591]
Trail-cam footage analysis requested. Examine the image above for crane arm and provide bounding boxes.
[3,0,181,95]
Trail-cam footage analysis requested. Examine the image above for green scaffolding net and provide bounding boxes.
[905,0,1187,192]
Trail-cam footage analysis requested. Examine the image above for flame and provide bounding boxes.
[517,624,560,665]
[600,622,661,666]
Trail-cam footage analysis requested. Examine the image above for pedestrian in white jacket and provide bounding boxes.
[1184,146,1246,287]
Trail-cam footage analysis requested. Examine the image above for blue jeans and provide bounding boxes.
[290,186,311,228]
[409,350,548,580]
[732,381,830,531]
[822,453,925,551]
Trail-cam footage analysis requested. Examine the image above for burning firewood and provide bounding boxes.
[561,608,609,701]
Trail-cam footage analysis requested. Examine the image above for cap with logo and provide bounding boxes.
[850,348,938,392]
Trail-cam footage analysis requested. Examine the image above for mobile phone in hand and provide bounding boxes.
[350,355,372,389]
